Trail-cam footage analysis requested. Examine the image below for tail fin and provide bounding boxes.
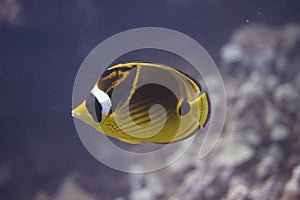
[191,92,211,127]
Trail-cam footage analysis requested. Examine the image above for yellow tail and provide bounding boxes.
[191,92,210,127]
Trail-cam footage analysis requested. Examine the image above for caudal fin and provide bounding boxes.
[193,92,211,127]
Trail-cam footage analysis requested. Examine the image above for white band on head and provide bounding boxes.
[91,87,111,115]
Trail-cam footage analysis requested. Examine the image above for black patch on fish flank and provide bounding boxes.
[129,92,172,112]
[128,83,178,127]
[127,103,173,121]
[86,93,102,122]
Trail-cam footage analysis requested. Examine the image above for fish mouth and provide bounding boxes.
[71,102,86,119]
[71,109,78,118]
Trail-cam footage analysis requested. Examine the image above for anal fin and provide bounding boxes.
[118,137,142,144]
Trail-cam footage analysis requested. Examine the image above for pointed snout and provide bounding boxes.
[71,102,86,119]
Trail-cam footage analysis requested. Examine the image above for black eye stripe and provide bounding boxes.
[86,93,102,122]
[94,97,102,122]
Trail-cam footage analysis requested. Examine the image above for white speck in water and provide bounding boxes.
[246,19,250,23]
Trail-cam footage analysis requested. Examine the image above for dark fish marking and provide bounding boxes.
[97,65,136,97]
[128,83,178,126]
[179,100,190,116]
[86,93,102,122]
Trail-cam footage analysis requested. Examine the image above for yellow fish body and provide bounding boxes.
[72,62,210,144]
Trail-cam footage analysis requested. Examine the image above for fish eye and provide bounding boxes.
[179,100,190,116]
[85,93,102,122]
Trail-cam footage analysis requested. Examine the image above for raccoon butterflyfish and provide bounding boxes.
[72,62,210,144]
